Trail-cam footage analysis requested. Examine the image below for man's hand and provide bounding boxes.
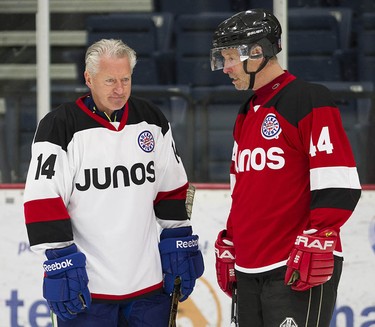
[43,244,91,321]
[215,229,236,297]
[285,229,337,291]
[159,226,204,301]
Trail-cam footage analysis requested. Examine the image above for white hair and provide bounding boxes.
[85,39,137,75]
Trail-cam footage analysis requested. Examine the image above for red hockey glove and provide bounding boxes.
[285,229,337,291]
[215,230,236,297]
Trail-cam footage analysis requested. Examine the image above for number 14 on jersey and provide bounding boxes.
[309,126,334,157]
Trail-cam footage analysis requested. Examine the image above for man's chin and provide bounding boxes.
[110,100,126,109]
[234,84,249,91]
[232,79,249,91]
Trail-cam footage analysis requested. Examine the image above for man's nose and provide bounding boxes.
[223,66,232,74]
[113,81,124,92]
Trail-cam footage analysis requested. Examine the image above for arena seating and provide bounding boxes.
[86,13,175,85]
[358,12,375,84]
[287,7,353,81]
[1,1,374,183]
[174,13,233,87]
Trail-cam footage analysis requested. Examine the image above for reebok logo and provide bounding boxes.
[44,259,73,272]
[176,239,198,249]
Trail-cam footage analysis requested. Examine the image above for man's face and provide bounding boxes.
[221,48,251,90]
[84,55,132,112]
[220,45,264,90]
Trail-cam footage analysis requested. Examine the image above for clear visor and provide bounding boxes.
[210,44,264,71]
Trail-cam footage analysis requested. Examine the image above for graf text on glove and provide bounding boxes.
[215,249,235,260]
[295,236,335,250]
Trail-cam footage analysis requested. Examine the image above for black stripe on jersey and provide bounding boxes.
[126,96,169,136]
[154,199,189,221]
[266,79,337,127]
[34,102,102,151]
[26,220,73,246]
[34,95,170,151]
[236,79,336,128]
[311,188,361,211]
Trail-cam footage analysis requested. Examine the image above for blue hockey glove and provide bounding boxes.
[43,244,91,321]
[159,226,204,301]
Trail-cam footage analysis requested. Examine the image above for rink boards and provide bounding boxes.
[1,185,375,327]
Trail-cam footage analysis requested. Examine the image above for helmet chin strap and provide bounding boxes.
[243,57,270,90]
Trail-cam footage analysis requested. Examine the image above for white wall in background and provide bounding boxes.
[1,188,374,327]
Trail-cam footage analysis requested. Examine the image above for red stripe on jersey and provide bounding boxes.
[91,281,163,301]
[309,206,353,234]
[154,182,189,204]
[24,197,69,223]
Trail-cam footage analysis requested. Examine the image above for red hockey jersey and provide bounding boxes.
[227,72,361,274]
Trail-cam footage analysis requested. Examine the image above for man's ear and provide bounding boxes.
[84,71,91,88]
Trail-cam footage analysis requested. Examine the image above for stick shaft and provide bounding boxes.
[185,184,196,219]
[168,276,181,327]
[167,184,195,326]
[230,283,238,326]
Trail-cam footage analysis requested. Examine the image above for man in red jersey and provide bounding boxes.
[211,9,361,327]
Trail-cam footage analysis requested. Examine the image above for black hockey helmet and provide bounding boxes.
[210,9,282,71]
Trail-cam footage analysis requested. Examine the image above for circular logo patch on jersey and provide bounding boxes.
[138,130,155,152]
[261,113,282,140]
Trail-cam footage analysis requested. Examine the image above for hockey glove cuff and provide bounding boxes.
[43,244,91,321]
[285,229,337,291]
[214,229,236,297]
[159,227,204,301]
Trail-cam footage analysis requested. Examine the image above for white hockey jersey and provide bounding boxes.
[24,94,191,302]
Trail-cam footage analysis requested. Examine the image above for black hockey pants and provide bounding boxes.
[235,256,342,327]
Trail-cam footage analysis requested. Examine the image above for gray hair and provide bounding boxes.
[85,39,137,75]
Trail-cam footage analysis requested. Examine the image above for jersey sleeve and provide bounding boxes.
[298,87,361,234]
[23,109,74,254]
[153,121,191,229]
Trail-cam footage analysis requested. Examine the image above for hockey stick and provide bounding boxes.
[168,276,182,327]
[185,183,196,219]
[168,184,196,327]
[230,283,239,327]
